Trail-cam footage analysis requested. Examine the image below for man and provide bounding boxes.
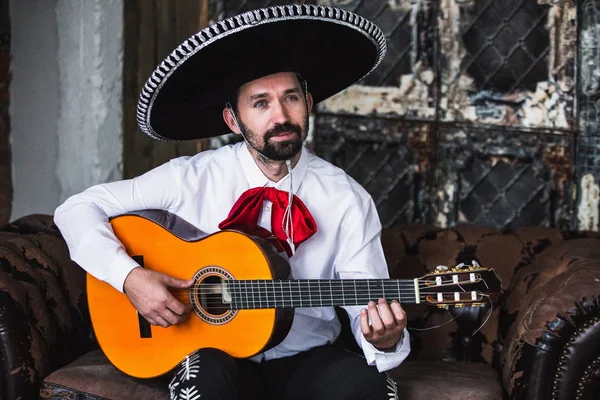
[55,5,409,399]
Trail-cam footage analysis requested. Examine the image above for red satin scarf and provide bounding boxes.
[218,187,317,257]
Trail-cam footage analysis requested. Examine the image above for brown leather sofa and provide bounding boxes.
[0,214,599,399]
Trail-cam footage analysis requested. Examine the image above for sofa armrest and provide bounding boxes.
[0,215,95,399]
[501,257,600,400]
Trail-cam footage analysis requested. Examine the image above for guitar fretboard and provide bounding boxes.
[224,279,419,309]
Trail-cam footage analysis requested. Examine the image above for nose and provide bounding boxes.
[271,100,289,124]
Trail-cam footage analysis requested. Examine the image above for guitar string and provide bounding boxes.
[169,284,478,295]
[175,292,484,308]
[167,275,494,307]
[168,282,475,293]
[168,279,472,291]
[407,307,464,332]
[178,275,486,288]
[174,277,492,307]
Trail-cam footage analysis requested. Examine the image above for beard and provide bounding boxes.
[238,116,308,161]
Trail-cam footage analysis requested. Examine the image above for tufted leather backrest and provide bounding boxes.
[0,215,95,400]
[381,225,592,361]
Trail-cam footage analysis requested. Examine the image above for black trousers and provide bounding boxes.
[168,345,399,400]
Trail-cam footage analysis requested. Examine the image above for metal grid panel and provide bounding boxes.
[321,0,427,87]
[576,0,600,231]
[316,0,437,121]
[459,0,550,93]
[579,0,600,134]
[438,0,575,130]
[314,115,431,227]
[575,135,600,231]
[578,136,600,175]
[436,126,573,230]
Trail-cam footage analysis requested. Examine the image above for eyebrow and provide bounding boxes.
[248,87,301,101]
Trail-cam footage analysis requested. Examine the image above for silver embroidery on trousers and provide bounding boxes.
[385,372,399,400]
[169,353,202,400]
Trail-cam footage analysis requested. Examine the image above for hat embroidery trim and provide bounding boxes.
[136,4,386,141]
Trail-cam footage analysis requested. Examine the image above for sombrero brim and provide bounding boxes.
[136,5,386,141]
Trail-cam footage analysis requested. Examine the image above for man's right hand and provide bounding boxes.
[123,267,194,328]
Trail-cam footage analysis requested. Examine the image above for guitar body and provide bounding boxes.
[87,211,293,378]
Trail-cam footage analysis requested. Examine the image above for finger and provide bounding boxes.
[368,301,384,334]
[153,315,170,328]
[166,295,192,317]
[164,274,194,289]
[161,308,182,326]
[359,309,372,338]
[390,301,406,325]
[143,316,157,326]
[377,298,396,328]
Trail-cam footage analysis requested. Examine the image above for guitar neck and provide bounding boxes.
[222,279,420,309]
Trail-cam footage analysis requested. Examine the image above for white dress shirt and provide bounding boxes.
[54,141,410,372]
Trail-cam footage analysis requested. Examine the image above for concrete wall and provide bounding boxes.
[10,0,123,220]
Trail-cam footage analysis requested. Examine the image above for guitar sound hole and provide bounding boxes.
[198,275,230,316]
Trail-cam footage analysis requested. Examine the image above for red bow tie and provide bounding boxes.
[218,187,317,257]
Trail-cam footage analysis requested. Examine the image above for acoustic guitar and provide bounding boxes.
[87,210,502,378]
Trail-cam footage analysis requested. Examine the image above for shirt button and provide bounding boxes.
[265,205,271,211]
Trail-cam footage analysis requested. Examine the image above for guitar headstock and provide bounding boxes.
[418,261,503,309]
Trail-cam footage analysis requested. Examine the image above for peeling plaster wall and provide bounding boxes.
[578,174,600,231]
[10,0,123,220]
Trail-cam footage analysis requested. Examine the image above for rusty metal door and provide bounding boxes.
[313,0,594,232]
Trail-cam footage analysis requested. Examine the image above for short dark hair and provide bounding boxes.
[228,72,307,114]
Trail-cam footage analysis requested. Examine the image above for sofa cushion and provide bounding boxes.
[40,349,504,400]
[39,349,169,400]
[389,360,504,400]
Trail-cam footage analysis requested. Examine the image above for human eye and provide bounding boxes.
[253,100,268,108]
[285,94,299,102]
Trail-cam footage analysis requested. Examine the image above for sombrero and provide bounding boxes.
[136,4,386,141]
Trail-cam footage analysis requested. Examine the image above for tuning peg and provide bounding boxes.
[454,263,465,270]
[472,260,481,269]
[435,265,448,273]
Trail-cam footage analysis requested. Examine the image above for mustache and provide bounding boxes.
[264,122,302,140]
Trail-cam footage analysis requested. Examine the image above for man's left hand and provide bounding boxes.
[360,298,407,351]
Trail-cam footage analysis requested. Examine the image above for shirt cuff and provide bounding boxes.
[106,249,142,293]
[359,328,411,372]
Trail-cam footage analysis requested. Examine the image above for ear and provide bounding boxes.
[306,92,314,114]
[222,107,242,134]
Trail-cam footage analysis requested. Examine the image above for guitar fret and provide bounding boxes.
[382,279,386,300]
[280,280,284,308]
[354,280,358,304]
[307,281,312,307]
[397,280,401,303]
[262,280,267,308]
[318,280,323,307]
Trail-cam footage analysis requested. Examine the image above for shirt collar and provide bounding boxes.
[236,141,309,193]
